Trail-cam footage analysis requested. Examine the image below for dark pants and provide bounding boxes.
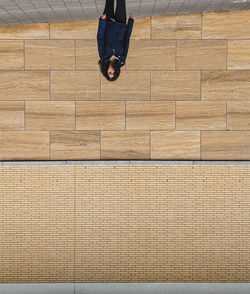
[103,0,126,24]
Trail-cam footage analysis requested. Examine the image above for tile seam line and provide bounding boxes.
[3,69,250,72]
[74,164,76,288]
[2,38,250,41]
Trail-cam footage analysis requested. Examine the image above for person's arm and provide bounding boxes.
[122,17,134,61]
[97,15,107,59]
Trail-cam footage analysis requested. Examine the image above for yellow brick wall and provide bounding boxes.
[0,164,249,282]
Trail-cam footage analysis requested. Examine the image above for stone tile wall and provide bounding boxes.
[1,10,250,160]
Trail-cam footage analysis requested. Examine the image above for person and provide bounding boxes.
[97,0,134,82]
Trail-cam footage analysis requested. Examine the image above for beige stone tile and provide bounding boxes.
[101,71,150,101]
[201,131,250,160]
[0,23,49,39]
[126,40,175,70]
[0,40,24,70]
[76,101,125,130]
[50,17,148,40]
[51,71,100,100]
[151,131,200,160]
[131,16,150,39]
[101,131,150,159]
[0,131,49,160]
[152,14,201,39]
[0,101,24,130]
[151,71,200,100]
[227,101,250,130]
[0,71,49,101]
[176,40,227,70]
[50,20,97,39]
[228,40,250,70]
[25,101,75,130]
[50,131,100,160]
[76,40,100,70]
[126,101,175,130]
[25,40,50,70]
[203,10,250,39]
[176,101,226,130]
[202,70,250,100]
[25,40,75,70]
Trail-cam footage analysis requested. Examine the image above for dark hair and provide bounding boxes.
[98,58,123,82]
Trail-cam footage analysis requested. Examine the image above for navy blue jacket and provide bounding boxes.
[97,16,134,66]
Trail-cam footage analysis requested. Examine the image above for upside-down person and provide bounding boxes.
[97,0,134,82]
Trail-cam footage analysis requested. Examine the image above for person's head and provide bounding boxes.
[98,58,123,82]
[107,63,115,79]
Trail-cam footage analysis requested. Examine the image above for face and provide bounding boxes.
[108,64,115,78]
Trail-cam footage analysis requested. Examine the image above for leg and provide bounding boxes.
[114,0,126,23]
[103,0,115,20]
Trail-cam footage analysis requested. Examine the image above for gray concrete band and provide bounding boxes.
[1,0,250,26]
[0,283,249,294]
[1,160,250,165]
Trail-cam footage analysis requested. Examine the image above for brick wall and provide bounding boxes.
[0,164,249,282]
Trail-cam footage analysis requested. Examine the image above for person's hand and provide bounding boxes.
[101,13,106,19]
[129,13,134,19]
